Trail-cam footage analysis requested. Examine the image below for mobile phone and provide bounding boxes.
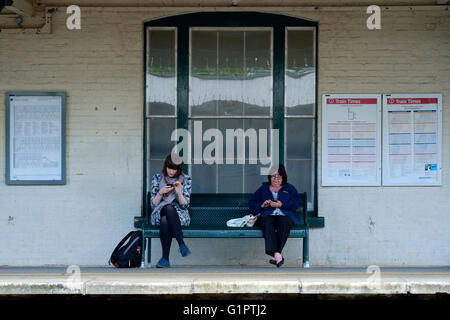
[166,183,173,187]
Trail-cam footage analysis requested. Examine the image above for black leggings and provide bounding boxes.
[159,204,185,260]
[256,215,293,256]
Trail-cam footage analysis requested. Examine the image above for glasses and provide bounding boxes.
[271,174,282,180]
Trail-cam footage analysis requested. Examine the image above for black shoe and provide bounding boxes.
[269,258,277,265]
[276,258,285,268]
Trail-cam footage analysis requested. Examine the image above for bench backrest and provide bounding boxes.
[147,192,308,227]
[190,193,252,207]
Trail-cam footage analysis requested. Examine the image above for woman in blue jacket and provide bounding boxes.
[249,164,300,267]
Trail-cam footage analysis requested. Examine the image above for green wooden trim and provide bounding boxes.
[308,216,325,228]
[143,12,322,226]
[134,216,145,229]
[178,25,189,173]
[142,229,307,238]
[144,12,317,28]
[273,25,285,165]
[314,23,319,219]
[142,22,148,218]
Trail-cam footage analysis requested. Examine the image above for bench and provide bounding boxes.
[134,192,310,268]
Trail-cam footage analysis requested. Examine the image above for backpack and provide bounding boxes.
[109,231,143,268]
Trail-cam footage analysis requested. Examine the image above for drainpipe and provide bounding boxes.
[3,0,33,16]
[0,6,55,34]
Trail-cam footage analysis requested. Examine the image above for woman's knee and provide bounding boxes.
[261,215,275,225]
[159,216,169,231]
[160,215,168,224]
[278,216,293,226]
[276,217,293,235]
[161,204,177,216]
[261,216,276,232]
[161,204,181,225]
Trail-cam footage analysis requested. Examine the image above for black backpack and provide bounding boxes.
[109,231,143,268]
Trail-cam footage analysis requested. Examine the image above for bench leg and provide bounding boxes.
[302,229,310,268]
[141,234,146,268]
[147,238,152,267]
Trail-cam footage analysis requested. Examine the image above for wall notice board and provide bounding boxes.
[382,94,442,186]
[321,94,382,186]
[5,92,66,185]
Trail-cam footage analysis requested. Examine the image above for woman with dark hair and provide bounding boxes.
[249,164,300,267]
[150,153,192,268]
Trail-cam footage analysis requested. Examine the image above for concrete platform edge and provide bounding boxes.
[1,279,449,295]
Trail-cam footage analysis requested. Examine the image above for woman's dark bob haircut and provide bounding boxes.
[162,153,183,178]
[267,164,288,185]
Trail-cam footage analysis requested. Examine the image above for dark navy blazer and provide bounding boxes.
[248,182,301,225]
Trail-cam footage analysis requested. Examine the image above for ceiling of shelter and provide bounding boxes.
[18,0,449,7]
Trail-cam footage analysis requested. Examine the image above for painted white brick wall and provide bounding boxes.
[0,6,448,266]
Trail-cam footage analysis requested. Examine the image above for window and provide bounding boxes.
[189,28,273,193]
[144,12,318,214]
[146,28,177,180]
[285,28,316,212]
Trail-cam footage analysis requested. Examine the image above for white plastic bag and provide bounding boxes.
[226,215,252,227]
[245,214,259,227]
[226,214,259,227]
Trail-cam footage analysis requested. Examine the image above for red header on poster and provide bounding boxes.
[386,98,438,105]
[326,98,378,104]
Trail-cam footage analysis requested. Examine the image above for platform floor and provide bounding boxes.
[0,266,449,295]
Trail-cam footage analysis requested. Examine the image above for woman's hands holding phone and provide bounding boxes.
[269,200,282,208]
[173,181,182,194]
[262,199,282,208]
[159,185,174,195]
[261,200,271,208]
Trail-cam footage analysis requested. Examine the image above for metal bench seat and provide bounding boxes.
[134,193,310,268]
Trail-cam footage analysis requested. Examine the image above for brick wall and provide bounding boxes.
[0,6,448,266]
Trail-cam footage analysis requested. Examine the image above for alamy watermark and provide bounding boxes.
[63,5,381,31]
[367,5,382,30]
[66,5,81,30]
[366,265,382,289]
[65,264,82,291]
[170,121,279,175]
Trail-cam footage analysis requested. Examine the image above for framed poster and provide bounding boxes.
[322,94,382,186]
[5,92,66,185]
[382,94,442,186]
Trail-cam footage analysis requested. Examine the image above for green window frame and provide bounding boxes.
[143,12,321,226]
